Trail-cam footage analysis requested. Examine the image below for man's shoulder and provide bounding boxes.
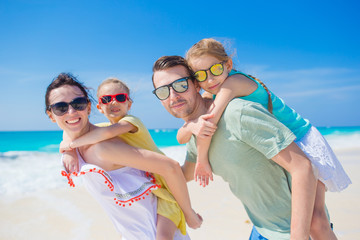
[226,98,268,114]
[227,98,259,107]
[223,98,259,115]
[221,98,272,129]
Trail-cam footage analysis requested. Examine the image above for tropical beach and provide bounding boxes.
[0,129,359,239]
[1,0,360,239]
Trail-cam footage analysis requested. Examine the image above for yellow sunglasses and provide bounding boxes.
[194,62,225,82]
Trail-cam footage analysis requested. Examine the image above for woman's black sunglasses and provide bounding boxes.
[49,97,89,116]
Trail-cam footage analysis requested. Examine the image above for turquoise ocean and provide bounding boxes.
[1,127,359,196]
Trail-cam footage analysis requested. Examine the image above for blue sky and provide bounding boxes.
[1,0,359,131]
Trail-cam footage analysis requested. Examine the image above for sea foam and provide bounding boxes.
[325,132,360,150]
[0,133,358,197]
[0,146,187,197]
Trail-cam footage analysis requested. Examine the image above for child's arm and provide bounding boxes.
[201,91,214,99]
[60,121,137,173]
[176,116,216,187]
[67,121,137,149]
[194,74,258,186]
[194,137,213,187]
[62,150,79,173]
[177,123,194,144]
[209,73,257,124]
[61,131,79,173]
[176,114,217,144]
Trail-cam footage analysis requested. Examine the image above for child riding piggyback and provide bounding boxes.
[61,77,202,239]
[177,38,351,240]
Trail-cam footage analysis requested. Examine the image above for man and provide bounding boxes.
[152,55,321,240]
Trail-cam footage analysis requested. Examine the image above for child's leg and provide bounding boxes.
[156,214,177,240]
[310,181,337,240]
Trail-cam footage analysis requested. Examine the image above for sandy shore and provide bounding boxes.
[0,148,359,240]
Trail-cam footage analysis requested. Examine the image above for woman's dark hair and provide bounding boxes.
[45,73,91,113]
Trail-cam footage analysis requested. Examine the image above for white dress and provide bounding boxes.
[295,126,352,192]
[61,150,190,240]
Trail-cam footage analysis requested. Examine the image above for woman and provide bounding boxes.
[45,73,201,240]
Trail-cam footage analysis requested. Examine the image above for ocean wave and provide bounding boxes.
[0,151,68,196]
[160,145,187,165]
[325,133,360,150]
[39,144,61,152]
[0,146,188,197]
[0,134,358,198]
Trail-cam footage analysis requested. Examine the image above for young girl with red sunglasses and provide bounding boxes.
[177,38,351,240]
[61,77,202,240]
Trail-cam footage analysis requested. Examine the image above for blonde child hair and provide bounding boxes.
[186,38,273,113]
[97,77,132,100]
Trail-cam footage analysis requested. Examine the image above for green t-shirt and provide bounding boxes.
[186,98,296,239]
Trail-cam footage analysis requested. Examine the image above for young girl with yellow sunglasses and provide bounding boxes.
[177,38,351,240]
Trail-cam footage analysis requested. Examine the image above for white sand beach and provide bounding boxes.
[0,147,359,240]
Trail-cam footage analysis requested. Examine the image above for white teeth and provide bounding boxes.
[67,118,80,124]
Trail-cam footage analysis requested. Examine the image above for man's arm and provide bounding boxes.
[272,142,317,240]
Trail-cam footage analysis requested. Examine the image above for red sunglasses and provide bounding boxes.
[99,93,129,104]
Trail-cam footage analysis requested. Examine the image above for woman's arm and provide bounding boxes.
[92,138,202,228]
[70,121,137,149]
[272,142,316,239]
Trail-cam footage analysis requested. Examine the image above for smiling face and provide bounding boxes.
[47,85,91,137]
[189,54,232,95]
[153,65,202,121]
[96,82,132,124]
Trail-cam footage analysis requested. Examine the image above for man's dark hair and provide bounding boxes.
[152,55,195,87]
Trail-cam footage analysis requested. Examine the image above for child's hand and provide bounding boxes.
[62,151,79,174]
[191,113,217,138]
[194,159,213,187]
[184,209,203,229]
[59,140,73,153]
